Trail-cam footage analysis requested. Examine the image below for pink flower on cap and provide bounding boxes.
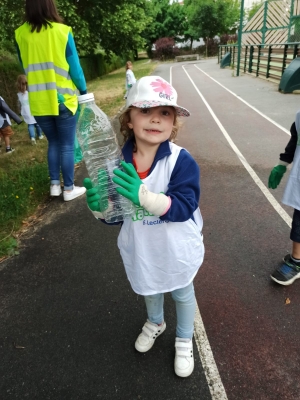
[150,79,173,96]
[126,75,190,117]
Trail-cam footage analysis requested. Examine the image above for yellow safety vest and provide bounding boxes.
[15,22,78,116]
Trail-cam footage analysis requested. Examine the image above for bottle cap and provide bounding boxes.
[78,93,95,104]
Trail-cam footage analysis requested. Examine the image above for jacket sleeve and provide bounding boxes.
[66,33,87,95]
[160,149,200,222]
[279,122,297,164]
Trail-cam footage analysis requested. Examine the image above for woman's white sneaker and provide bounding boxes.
[63,185,86,201]
[174,338,194,377]
[135,320,166,352]
[50,184,62,196]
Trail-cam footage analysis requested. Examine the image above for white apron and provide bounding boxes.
[117,142,204,295]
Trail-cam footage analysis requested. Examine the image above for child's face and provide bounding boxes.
[128,106,175,147]
[20,80,27,92]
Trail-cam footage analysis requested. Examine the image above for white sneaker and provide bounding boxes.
[63,185,86,202]
[38,135,44,139]
[31,138,36,145]
[174,338,194,377]
[50,184,62,196]
[135,320,166,353]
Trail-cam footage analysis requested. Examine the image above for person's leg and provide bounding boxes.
[34,123,44,139]
[28,124,35,139]
[144,293,164,325]
[54,104,86,200]
[1,126,15,153]
[171,282,195,377]
[34,116,61,186]
[3,133,10,147]
[271,208,300,285]
[171,282,195,339]
[135,293,166,353]
[54,104,76,191]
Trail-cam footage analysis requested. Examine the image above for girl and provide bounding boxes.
[124,61,136,100]
[84,76,204,378]
[16,75,44,145]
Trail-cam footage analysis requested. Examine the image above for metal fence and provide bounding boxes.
[242,0,300,45]
[218,42,300,82]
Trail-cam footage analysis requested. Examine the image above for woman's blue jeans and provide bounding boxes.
[144,282,196,339]
[28,123,43,139]
[34,104,76,190]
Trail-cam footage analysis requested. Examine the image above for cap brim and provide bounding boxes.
[130,100,190,117]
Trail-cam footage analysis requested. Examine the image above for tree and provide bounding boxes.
[183,0,200,50]
[97,2,151,56]
[186,0,240,56]
[142,0,187,56]
[0,0,150,56]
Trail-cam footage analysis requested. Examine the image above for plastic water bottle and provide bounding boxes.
[76,93,134,223]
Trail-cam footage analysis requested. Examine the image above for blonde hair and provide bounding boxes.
[126,61,133,70]
[16,75,28,93]
[119,106,180,151]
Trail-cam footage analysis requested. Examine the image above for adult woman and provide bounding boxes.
[15,0,87,201]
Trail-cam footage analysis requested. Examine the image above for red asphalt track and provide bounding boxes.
[167,61,300,400]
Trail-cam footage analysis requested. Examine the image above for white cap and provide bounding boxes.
[78,93,94,104]
[126,76,190,117]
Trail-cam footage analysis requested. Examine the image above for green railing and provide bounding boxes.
[218,42,300,81]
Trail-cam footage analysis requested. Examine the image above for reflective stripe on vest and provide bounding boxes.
[28,83,76,96]
[15,22,78,116]
[25,62,72,80]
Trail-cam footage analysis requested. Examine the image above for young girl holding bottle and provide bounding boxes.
[16,75,44,145]
[84,76,204,378]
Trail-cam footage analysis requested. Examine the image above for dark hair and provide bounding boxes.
[119,106,180,151]
[25,0,64,33]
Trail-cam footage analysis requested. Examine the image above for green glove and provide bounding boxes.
[268,165,287,189]
[112,161,142,206]
[83,169,108,212]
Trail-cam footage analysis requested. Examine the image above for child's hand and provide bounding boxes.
[83,170,109,215]
[113,161,171,216]
[83,178,101,212]
[113,161,142,206]
[268,165,287,189]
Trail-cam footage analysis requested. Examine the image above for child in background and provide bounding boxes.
[0,96,16,153]
[16,75,44,145]
[84,76,204,377]
[269,109,300,285]
[124,61,136,100]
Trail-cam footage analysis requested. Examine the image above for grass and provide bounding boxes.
[0,57,157,260]
[87,58,157,116]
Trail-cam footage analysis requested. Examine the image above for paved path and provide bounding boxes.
[1,58,300,399]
